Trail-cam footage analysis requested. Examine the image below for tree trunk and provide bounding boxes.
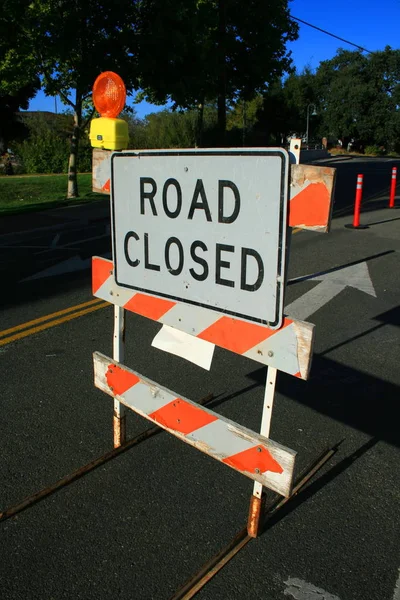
[217,0,226,145]
[0,135,6,155]
[196,101,204,147]
[67,96,82,198]
[242,101,246,146]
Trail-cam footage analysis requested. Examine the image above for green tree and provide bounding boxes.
[30,0,139,196]
[0,0,38,93]
[367,47,400,150]
[313,47,400,150]
[13,111,93,174]
[226,95,264,144]
[125,107,219,149]
[140,110,196,148]
[0,0,41,154]
[315,50,371,146]
[16,128,69,173]
[0,80,40,154]
[1,0,139,195]
[282,67,321,140]
[136,0,298,144]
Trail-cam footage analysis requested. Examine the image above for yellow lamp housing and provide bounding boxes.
[89,116,129,151]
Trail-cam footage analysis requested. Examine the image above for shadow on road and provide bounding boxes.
[331,158,400,217]
[261,436,379,535]
[246,349,400,449]
[287,250,395,285]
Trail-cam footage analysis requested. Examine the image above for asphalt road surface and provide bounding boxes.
[0,156,399,600]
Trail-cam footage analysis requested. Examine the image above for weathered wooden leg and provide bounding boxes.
[247,366,277,538]
[113,305,126,448]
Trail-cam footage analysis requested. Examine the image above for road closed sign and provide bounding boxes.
[111,149,289,329]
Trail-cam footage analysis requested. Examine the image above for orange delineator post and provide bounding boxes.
[353,174,364,227]
[389,167,397,208]
[345,174,368,229]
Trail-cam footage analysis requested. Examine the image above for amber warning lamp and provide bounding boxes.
[89,71,129,150]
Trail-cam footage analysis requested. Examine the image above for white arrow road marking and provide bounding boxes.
[284,577,342,600]
[51,232,61,248]
[21,256,91,281]
[285,261,376,321]
[155,262,377,368]
[21,252,112,282]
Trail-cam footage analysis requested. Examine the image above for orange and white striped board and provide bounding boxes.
[93,256,315,380]
[289,163,336,233]
[92,149,335,233]
[92,148,112,194]
[94,351,296,497]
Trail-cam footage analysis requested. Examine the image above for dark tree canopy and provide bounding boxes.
[0,80,40,154]
[1,0,299,175]
[4,0,400,178]
[315,47,400,149]
[1,0,140,194]
[251,47,400,150]
[0,0,41,152]
[136,0,298,139]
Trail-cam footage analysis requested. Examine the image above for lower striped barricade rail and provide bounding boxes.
[94,352,296,497]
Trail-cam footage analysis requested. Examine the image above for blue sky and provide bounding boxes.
[26,0,400,118]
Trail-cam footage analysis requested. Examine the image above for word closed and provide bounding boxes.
[111,150,288,328]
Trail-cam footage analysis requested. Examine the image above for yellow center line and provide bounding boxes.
[1,226,302,346]
[0,297,105,339]
[0,301,110,347]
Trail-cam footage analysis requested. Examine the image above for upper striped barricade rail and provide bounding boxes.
[92,256,315,380]
[93,351,296,497]
[92,149,336,234]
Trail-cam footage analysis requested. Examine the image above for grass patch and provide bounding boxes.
[329,148,400,158]
[329,148,363,157]
[0,173,107,215]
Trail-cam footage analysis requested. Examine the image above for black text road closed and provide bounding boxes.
[111,149,288,328]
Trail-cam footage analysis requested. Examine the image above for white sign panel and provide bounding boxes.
[111,149,288,329]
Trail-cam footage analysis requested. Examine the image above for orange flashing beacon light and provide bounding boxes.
[89,72,129,151]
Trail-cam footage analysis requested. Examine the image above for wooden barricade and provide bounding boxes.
[92,146,336,537]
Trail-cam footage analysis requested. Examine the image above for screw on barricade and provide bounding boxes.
[345,174,368,229]
[389,166,397,208]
